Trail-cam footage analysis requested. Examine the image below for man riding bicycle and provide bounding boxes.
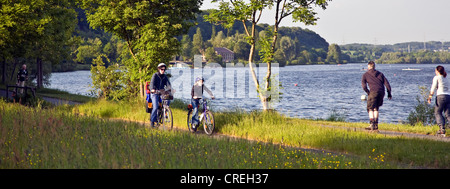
[149,63,171,128]
[190,77,215,132]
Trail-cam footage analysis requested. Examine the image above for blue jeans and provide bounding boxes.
[435,95,450,126]
[150,94,160,123]
[191,98,200,125]
[150,94,171,123]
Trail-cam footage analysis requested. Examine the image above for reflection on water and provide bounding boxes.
[49,63,439,123]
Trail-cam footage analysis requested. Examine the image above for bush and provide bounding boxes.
[90,55,127,100]
[407,86,435,126]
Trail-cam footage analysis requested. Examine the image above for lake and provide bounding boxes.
[49,63,440,123]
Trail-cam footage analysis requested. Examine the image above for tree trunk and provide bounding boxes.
[10,59,17,82]
[1,58,5,84]
[246,21,268,110]
[37,57,43,89]
[139,68,144,98]
[126,39,145,98]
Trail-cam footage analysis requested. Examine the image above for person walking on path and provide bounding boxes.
[361,61,392,131]
[16,64,28,94]
[427,65,449,136]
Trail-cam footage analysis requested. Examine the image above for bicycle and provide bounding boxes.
[187,98,215,135]
[146,88,173,131]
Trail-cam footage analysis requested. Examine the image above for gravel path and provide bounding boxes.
[0,89,81,105]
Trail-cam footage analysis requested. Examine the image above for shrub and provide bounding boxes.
[407,86,435,126]
[90,55,126,100]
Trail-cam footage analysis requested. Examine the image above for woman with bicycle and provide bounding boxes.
[190,77,215,132]
[149,63,171,128]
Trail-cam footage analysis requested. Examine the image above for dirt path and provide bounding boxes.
[317,124,450,142]
[0,89,81,105]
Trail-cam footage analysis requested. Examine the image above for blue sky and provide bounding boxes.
[201,0,450,45]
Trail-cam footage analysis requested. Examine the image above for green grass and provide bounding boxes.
[2,94,450,168]
[0,99,396,169]
[73,98,450,168]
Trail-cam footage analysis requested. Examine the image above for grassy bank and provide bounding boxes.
[1,100,394,169]
[72,98,450,168]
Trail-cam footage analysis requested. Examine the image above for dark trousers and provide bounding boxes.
[435,95,450,126]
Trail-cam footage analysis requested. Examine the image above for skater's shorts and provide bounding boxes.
[367,91,384,112]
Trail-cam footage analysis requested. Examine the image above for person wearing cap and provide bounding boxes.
[149,63,171,127]
[361,61,392,131]
[190,76,215,132]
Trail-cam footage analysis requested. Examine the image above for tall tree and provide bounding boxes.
[192,27,204,57]
[80,0,202,97]
[326,43,342,64]
[261,0,330,106]
[180,34,193,61]
[206,0,330,110]
[0,0,78,88]
[0,0,31,84]
[206,0,270,109]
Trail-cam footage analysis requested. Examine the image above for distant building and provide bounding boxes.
[214,47,234,63]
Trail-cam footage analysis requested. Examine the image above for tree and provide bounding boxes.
[326,43,342,64]
[75,38,103,64]
[279,36,295,61]
[192,27,204,57]
[181,35,193,61]
[262,0,330,104]
[90,55,125,100]
[0,1,33,84]
[1,0,78,88]
[204,47,222,63]
[80,0,201,98]
[212,31,226,47]
[206,0,330,110]
[206,0,272,109]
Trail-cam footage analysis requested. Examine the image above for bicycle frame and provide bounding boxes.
[158,98,170,119]
[198,98,208,123]
[187,97,215,135]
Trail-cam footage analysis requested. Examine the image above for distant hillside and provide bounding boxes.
[341,42,450,63]
[183,11,329,50]
[70,9,333,68]
[342,41,450,53]
[179,10,331,66]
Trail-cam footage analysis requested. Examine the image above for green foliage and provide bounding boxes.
[204,47,222,63]
[90,55,126,100]
[191,27,204,57]
[258,26,275,64]
[377,51,450,64]
[326,44,342,64]
[80,0,201,96]
[72,99,450,168]
[186,8,331,65]
[407,86,435,126]
[0,0,78,88]
[2,100,398,169]
[74,38,103,64]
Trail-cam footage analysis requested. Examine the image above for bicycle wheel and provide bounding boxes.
[202,110,215,135]
[162,107,173,131]
[187,109,194,133]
